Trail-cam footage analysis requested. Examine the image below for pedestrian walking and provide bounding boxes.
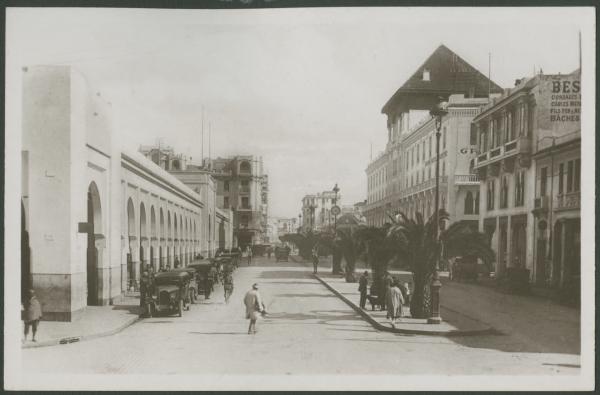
[223,271,234,304]
[386,278,405,328]
[22,289,42,343]
[380,271,393,310]
[243,283,266,334]
[403,282,411,306]
[246,246,253,266]
[205,265,215,299]
[209,264,218,292]
[312,246,319,274]
[358,271,369,309]
[139,271,151,317]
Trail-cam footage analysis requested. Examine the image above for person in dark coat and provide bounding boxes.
[139,271,151,317]
[23,289,42,342]
[205,265,215,299]
[311,246,319,274]
[358,271,369,309]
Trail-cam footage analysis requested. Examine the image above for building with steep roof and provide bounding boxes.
[365,44,502,227]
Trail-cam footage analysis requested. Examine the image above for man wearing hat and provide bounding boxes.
[358,271,369,309]
[139,271,151,317]
[243,283,265,334]
[22,289,42,342]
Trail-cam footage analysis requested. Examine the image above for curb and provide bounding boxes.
[22,315,141,349]
[314,274,497,337]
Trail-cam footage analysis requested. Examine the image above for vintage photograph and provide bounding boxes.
[4,5,595,391]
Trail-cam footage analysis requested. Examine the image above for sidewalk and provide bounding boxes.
[22,295,141,349]
[314,271,495,336]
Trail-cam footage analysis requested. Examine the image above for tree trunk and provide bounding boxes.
[410,272,432,319]
[331,249,343,274]
[344,257,357,282]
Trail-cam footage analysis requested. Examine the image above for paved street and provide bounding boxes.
[23,257,579,376]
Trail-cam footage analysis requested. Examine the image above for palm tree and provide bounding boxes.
[353,224,398,294]
[387,209,494,319]
[279,230,319,260]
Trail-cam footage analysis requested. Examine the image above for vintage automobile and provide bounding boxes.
[452,256,490,282]
[172,267,199,304]
[274,246,290,262]
[218,252,240,268]
[150,271,191,317]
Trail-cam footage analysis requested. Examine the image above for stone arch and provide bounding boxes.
[139,202,148,272]
[240,160,251,173]
[21,200,31,303]
[126,197,136,289]
[159,207,165,269]
[87,182,103,306]
[150,206,157,271]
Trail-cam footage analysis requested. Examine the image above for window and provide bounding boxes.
[506,112,513,142]
[422,169,425,183]
[567,161,574,193]
[428,166,431,180]
[474,192,480,214]
[224,196,229,208]
[417,145,420,163]
[519,104,526,136]
[487,180,495,210]
[558,163,564,194]
[422,68,430,81]
[489,119,495,149]
[242,197,249,209]
[470,123,477,145]
[422,141,426,160]
[540,167,548,197]
[443,127,447,149]
[224,181,229,192]
[479,129,487,153]
[411,174,414,187]
[429,136,432,157]
[416,172,420,184]
[500,176,509,208]
[241,214,249,227]
[574,158,580,191]
[515,171,525,207]
[240,161,251,173]
[241,180,249,192]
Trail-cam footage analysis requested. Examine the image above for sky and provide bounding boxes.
[6,7,590,218]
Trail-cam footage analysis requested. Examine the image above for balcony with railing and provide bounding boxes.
[475,135,532,168]
[401,176,448,198]
[454,174,480,185]
[556,192,580,211]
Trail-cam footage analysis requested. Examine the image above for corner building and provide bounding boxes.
[473,71,581,288]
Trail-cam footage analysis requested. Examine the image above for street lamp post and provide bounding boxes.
[428,98,448,324]
[332,183,340,232]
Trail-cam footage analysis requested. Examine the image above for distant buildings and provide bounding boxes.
[141,148,269,250]
[365,44,502,227]
[211,156,269,248]
[301,190,341,232]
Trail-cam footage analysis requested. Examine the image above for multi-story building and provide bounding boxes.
[365,44,502,227]
[473,70,580,289]
[210,156,269,249]
[301,190,341,232]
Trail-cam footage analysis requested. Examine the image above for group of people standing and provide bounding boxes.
[358,271,411,328]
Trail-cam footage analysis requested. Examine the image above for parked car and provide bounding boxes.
[452,256,489,282]
[150,271,191,317]
[171,267,198,304]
